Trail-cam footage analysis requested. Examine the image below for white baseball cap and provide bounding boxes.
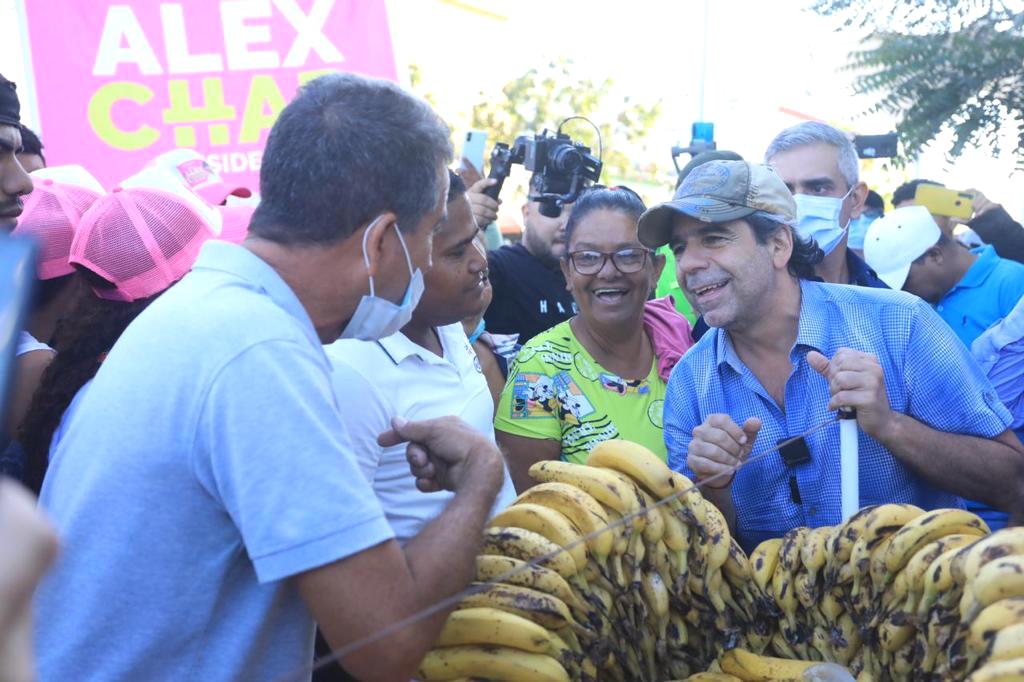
[119,165,223,236]
[863,205,942,290]
[150,149,252,206]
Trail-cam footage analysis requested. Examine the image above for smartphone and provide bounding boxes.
[0,234,37,424]
[461,130,488,175]
[914,184,975,220]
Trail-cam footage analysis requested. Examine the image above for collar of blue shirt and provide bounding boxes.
[714,279,829,374]
[192,240,324,353]
[956,245,1001,290]
[846,249,889,289]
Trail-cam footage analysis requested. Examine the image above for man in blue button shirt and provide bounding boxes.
[33,74,505,682]
[638,159,1023,553]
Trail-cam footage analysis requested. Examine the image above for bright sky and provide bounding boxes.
[2,0,1022,218]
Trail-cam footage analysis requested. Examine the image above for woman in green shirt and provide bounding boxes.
[495,186,692,491]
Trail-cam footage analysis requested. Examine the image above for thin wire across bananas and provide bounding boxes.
[417,437,1024,681]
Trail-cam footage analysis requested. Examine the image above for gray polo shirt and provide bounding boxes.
[35,241,394,681]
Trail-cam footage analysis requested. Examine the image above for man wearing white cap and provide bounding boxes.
[641,159,1024,552]
[864,205,1024,348]
[864,205,1024,530]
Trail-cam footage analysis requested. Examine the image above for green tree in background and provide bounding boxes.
[467,58,666,186]
[811,0,1024,161]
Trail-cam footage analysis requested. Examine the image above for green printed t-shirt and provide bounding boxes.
[494,321,668,464]
[655,246,696,323]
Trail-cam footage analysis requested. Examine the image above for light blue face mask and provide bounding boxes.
[339,218,425,341]
[847,213,878,250]
[794,186,855,256]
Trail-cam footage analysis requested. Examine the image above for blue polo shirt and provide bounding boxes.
[34,241,395,682]
[665,280,1011,553]
[937,245,1024,347]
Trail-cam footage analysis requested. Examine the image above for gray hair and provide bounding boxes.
[764,121,860,189]
[250,72,453,245]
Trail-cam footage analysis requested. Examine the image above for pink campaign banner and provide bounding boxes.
[18,0,398,192]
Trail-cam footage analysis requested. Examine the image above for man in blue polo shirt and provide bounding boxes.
[638,159,1023,553]
[864,205,1024,348]
[33,74,504,682]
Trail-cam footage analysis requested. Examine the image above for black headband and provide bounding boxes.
[0,74,21,128]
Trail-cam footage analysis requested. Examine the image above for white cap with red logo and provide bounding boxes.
[150,149,252,206]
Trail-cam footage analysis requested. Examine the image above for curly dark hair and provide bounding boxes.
[18,273,158,494]
[746,213,823,280]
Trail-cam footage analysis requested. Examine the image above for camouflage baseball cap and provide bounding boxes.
[638,160,797,248]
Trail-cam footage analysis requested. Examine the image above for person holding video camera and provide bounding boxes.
[484,173,579,344]
[893,179,1024,264]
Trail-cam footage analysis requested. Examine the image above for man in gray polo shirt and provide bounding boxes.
[34,74,504,682]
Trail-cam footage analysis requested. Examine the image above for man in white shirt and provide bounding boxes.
[329,171,516,540]
[328,171,517,543]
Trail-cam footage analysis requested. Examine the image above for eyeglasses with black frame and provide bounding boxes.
[568,247,650,275]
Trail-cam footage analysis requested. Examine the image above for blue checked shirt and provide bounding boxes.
[665,280,1012,554]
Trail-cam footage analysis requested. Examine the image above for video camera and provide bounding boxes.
[483,126,602,218]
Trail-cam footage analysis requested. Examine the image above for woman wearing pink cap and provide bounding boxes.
[18,166,223,492]
[5,166,102,445]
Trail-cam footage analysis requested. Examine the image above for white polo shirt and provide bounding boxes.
[327,323,517,545]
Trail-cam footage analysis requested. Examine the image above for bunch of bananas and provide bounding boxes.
[415,437,1024,681]
[748,506,1024,681]
[417,439,763,681]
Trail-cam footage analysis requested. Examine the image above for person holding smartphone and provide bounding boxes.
[893,179,1024,264]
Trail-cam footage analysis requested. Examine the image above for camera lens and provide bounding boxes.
[549,145,583,173]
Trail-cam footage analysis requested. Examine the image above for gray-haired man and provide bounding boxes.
[765,121,887,289]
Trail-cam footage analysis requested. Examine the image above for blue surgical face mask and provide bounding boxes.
[340,218,425,341]
[467,318,486,344]
[847,213,878,250]
[794,186,855,256]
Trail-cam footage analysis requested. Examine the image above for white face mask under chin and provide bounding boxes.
[339,218,425,341]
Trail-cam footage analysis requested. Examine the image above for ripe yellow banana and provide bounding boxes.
[473,555,583,611]
[971,556,1024,618]
[750,538,783,599]
[968,597,1024,657]
[720,647,820,679]
[919,544,969,619]
[989,622,1024,663]
[779,527,809,575]
[964,657,1024,682]
[883,508,989,576]
[528,460,641,517]
[685,674,743,681]
[898,533,978,614]
[698,498,731,572]
[514,482,614,560]
[417,644,570,682]
[435,607,553,653]
[958,528,1024,586]
[832,503,925,564]
[488,503,589,572]
[618,476,661,544]
[585,437,686,502]
[800,526,830,581]
[481,526,577,579]
[723,537,751,585]
[458,582,577,631]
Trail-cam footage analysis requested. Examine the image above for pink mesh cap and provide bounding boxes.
[70,167,219,302]
[13,165,105,280]
[150,148,252,205]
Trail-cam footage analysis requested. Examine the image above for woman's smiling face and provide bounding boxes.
[561,208,663,329]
